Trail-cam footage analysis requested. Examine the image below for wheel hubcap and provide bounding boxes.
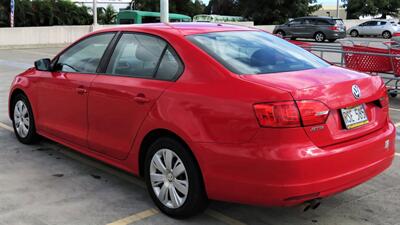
[150,149,189,209]
[13,100,30,138]
[384,32,390,38]
[316,34,323,41]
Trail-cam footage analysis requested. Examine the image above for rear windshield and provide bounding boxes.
[187,31,329,75]
[334,19,344,25]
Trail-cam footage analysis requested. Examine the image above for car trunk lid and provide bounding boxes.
[240,66,388,147]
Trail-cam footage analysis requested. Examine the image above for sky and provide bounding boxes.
[200,0,338,7]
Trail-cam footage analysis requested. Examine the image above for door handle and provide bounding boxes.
[134,94,150,103]
[76,86,87,95]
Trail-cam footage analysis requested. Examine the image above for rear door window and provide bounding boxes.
[365,21,378,26]
[105,33,183,81]
[315,19,330,25]
[106,33,167,78]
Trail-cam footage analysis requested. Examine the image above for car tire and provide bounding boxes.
[382,31,392,39]
[350,30,359,37]
[276,30,285,37]
[11,94,39,144]
[314,32,326,42]
[328,39,337,43]
[144,137,208,218]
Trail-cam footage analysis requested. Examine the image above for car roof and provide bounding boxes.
[296,16,340,20]
[96,22,258,36]
[367,19,389,22]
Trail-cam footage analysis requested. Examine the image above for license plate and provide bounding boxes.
[341,105,369,129]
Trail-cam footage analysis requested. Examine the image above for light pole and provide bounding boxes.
[10,0,15,27]
[93,0,98,25]
[160,0,169,23]
[336,0,340,18]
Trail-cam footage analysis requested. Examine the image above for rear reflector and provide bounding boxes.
[254,100,330,128]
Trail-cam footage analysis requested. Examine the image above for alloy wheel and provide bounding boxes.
[315,33,325,42]
[13,100,30,138]
[383,31,391,39]
[350,30,358,37]
[150,148,189,209]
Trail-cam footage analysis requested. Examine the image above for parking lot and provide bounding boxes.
[0,41,399,225]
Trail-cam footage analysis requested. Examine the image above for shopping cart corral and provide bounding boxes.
[290,40,400,98]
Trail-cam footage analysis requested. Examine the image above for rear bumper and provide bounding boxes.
[327,31,347,39]
[196,122,396,206]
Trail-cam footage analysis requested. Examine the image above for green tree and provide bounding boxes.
[237,0,321,25]
[0,0,92,27]
[0,1,10,26]
[98,5,116,24]
[130,0,206,17]
[342,0,400,19]
[204,0,240,15]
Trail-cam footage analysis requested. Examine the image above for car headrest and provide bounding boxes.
[250,48,277,67]
[136,45,158,62]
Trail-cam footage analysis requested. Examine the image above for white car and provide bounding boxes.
[348,20,399,39]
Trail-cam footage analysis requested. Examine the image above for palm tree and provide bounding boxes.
[98,5,116,24]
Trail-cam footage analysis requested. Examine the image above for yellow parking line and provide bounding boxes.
[106,208,159,225]
[206,209,247,225]
[390,108,400,112]
[0,122,13,132]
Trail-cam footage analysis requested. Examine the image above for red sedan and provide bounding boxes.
[8,23,396,218]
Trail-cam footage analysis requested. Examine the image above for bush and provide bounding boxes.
[0,0,92,27]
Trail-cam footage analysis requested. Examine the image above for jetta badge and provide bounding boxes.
[352,85,361,99]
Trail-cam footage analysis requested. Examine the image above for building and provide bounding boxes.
[311,6,347,20]
[72,0,131,11]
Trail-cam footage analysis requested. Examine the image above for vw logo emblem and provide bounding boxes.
[352,85,361,99]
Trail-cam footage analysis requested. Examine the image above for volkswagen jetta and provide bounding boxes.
[9,23,395,218]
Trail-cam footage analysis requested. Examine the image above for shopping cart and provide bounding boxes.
[288,39,400,98]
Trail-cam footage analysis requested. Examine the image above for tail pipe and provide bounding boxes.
[303,198,322,212]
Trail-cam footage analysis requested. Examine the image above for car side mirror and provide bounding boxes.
[34,58,52,71]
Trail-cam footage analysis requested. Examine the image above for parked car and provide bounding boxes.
[9,23,395,218]
[349,20,399,39]
[273,16,346,42]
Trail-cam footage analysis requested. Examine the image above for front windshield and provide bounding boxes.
[187,31,330,75]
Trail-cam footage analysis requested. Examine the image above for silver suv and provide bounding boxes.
[348,20,399,39]
[273,16,346,42]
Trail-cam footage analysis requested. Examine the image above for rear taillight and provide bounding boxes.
[253,100,330,128]
[379,94,389,111]
[296,100,330,126]
[329,26,339,31]
[254,102,300,127]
